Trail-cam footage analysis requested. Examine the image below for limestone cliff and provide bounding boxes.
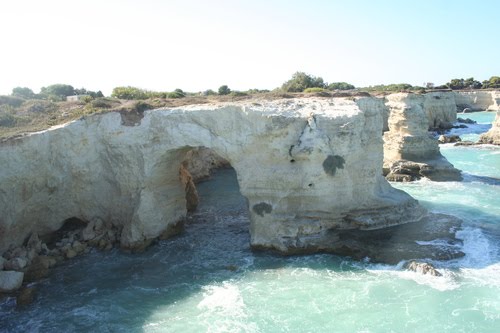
[383,93,462,181]
[479,111,500,144]
[0,98,426,254]
[422,92,457,129]
[455,91,500,112]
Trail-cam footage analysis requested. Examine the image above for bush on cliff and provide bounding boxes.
[446,77,483,90]
[111,86,148,100]
[39,84,76,101]
[218,85,231,95]
[167,89,186,99]
[327,82,355,90]
[12,87,36,99]
[0,95,25,108]
[281,72,326,92]
[303,87,326,93]
[482,76,500,89]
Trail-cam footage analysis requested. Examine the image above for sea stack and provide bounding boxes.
[383,93,462,182]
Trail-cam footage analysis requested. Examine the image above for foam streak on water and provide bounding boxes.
[2,114,500,332]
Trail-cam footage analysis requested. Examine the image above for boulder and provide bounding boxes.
[65,249,77,259]
[438,135,461,144]
[24,255,56,282]
[405,261,442,276]
[0,271,24,292]
[4,257,28,271]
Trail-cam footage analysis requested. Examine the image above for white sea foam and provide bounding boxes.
[197,282,258,333]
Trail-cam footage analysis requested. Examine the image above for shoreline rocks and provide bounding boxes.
[0,271,24,293]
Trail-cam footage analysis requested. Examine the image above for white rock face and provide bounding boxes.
[0,98,426,254]
[383,93,462,181]
[422,92,457,129]
[182,147,230,182]
[381,92,457,132]
[0,271,24,292]
[479,111,500,144]
[455,91,500,111]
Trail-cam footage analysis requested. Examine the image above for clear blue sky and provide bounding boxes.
[0,0,499,95]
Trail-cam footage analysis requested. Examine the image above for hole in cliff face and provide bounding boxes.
[43,217,88,248]
[179,147,251,252]
[180,147,232,212]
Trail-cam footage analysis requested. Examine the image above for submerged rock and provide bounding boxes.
[287,213,465,265]
[457,117,477,124]
[16,286,36,307]
[405,261,442,276]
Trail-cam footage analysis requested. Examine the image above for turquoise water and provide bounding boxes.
[2,118,500,332]
[450,111,496,142]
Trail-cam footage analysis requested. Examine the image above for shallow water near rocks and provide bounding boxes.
[2,116,500,332]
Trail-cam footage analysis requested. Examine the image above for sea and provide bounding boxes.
[1,112,499,332]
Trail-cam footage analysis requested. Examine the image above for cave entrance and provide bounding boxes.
[179,147,251,250]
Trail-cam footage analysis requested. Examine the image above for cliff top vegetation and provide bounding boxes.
[1,73,498,140]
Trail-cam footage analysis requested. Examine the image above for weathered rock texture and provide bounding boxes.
[422,92,457,130]
[0,98,426,254]
[383,93,462,181]
[479,111,500,144]
[455,91,500,112]
[183,147,230,182]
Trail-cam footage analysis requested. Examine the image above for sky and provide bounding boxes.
[0,0,499,95]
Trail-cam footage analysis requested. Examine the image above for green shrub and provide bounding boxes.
[230,91,248,97]
[39,84,75,100]
[303,87,326,93]
[218,85,231,95]
[22,100,57,113]
[167,88,186,98]
[482,76,500,89]
[134,101,152,112]
[111,86,148,100]
[327,82,355,90]
[0,95,25,107]
[281,72,325,92]
[12,87,35,99]
[90,98,117,109]
[203,89,217,96]
[0,110,17,127]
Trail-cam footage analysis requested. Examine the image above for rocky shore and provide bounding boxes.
[3,92,492,300]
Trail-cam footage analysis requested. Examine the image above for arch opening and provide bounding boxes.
[177,146,251,247]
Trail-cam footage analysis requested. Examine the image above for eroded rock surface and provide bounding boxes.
[383,93,462,182]
[455,91,500,112]
[0,98,426,254]
[479,111,500,145]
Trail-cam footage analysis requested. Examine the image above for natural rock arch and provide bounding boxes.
[0,98,426,254]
